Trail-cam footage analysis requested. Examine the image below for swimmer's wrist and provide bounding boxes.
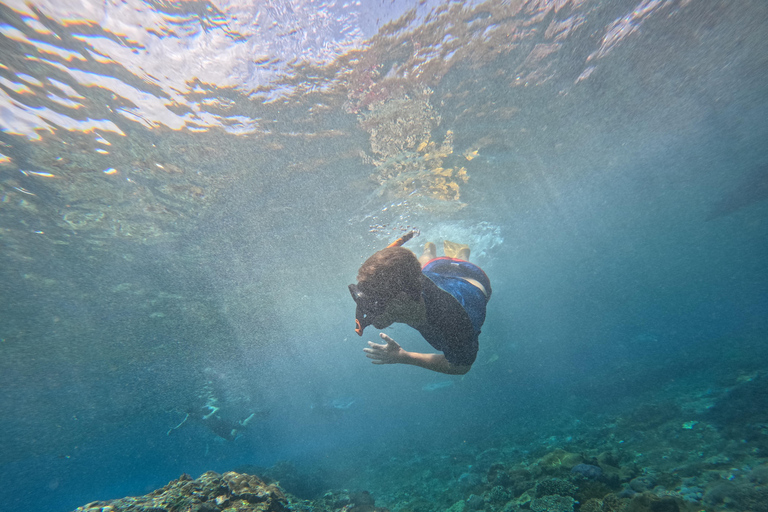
[393,348,417,365]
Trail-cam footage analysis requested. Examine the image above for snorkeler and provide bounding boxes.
[348,231,491,375]
[167,370,268,441]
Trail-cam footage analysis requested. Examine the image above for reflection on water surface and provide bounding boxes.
[0,0,698,252]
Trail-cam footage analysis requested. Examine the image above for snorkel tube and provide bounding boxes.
[351,230,417,336]
[385,229,416,249]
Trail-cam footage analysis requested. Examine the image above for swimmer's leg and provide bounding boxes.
[419,242,436,266]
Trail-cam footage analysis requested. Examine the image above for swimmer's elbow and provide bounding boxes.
[452,364,472,375]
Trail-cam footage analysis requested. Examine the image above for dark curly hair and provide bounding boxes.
[356,247,422,302]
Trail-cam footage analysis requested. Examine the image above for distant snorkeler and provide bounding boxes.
[167,407,267,441]
[167,378,269,441]
[349,231,491,375]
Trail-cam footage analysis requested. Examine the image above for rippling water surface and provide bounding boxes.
[1,1,767,511]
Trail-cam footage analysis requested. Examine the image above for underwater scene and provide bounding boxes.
[1,0,767,511]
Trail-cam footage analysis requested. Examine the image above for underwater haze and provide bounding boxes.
[1,0,767,511]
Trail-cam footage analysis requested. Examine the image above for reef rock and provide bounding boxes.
[529,494,576,512]
[530,449,584,477]
[534,478,577,498]
[571,464,603,480]
[74,471,288,512]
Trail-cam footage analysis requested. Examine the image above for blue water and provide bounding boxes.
[1,1,767,511]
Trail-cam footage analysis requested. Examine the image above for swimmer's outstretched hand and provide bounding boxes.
[364,333,406,365]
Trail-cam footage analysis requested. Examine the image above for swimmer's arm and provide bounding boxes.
[401,351,471,375]
[364,333,471,375]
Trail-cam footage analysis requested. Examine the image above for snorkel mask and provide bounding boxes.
[348,283,387,335]
[350,230,416,336]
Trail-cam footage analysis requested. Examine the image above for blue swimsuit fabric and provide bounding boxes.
[421,257,492,334]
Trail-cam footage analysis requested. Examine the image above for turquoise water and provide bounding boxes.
[1,1,767,511]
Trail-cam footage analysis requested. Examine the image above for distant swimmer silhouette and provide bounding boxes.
[348,231,491,375]
[167,370,268,441]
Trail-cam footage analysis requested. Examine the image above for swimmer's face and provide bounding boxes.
[371,292,423,328]
[371,309,395,329]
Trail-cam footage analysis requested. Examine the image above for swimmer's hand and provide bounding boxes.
[364,333,471,375]
[364,333,406,365]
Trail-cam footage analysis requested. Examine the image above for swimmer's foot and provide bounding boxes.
[419,242,437,266]
[444,240,470,261]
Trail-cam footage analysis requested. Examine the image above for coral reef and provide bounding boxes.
[706,373,768,452]
[74,471,288,512]
[534,478,577,498]
[529,494,575,512]
[571,464,603,480]
[72,370,768,512]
